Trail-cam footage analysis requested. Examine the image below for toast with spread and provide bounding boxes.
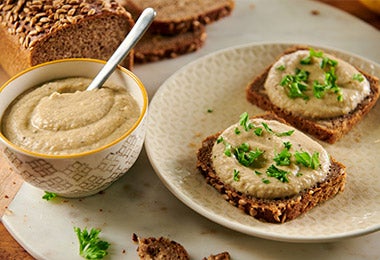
[246,46,380,143]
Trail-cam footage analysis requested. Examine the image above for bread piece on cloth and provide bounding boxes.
[118,0,235,35]
[246,46,380,144]
[134,24,207,63]
[132,233,189,260]
[0,0,134,76]
[196,113,346,223]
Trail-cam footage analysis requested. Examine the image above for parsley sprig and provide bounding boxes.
[42,191,57,201]
[74,227,110,260]
[280,68,310,100]
[273,142,292,166]
[294,151,320,169]
[266,165,289,183]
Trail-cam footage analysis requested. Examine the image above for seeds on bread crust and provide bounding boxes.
[0,0,131,49]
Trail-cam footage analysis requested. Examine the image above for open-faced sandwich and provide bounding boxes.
[197,112,346,223]
[246,46,380,143]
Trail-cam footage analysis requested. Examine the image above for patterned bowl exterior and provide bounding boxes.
[0,59,148,198]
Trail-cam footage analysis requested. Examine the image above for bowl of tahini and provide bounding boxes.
[0,59,148,198]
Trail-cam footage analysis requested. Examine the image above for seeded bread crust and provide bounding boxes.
[196,113,346,223]
[134,24,207,63]
[246,46,380,144]
[133,234,190,260]
[0,0,134,76]
[119,0,235,35]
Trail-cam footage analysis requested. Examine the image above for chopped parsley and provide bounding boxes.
[353,73,364,82]
[74,227,110,260]
[300,48,324,65]
[239,112,253,131]
[266,164,290,183]
[276,64,286,71]
[233,169,240,181]
[234,127,241,135]
[207,108,213,113]
[262,122,294,137]
[273,142,292,166]
[262,178,270,184]
[42,191,57,201]
[282,48,343,101]
[280,68,310,100]
[233,143,264,167]
[294,151,320,169]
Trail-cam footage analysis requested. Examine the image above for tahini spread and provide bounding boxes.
[264,49,370,119]
[1,77,140,155]
[211,117,330,199]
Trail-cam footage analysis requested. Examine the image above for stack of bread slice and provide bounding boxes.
[117,0,235,62]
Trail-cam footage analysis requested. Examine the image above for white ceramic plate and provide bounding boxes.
[145,43,380,242]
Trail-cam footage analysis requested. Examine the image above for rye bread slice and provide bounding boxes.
[134,24,207,63]
[196,113,346,223]
[132,234,189,260]
[246,46,380,144]
[118,0,235,35]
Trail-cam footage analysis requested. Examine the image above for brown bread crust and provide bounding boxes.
[134,235,190,260]
[0,0,134,76]
[120,0,235,35]
[246,46,380,143]
[196,113,347,223]
[134,24,207,63]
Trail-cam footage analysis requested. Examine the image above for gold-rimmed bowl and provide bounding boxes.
[0,59,148,198]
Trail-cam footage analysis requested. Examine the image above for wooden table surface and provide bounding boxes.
[0,0,379,259]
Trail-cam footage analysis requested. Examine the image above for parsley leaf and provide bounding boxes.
[74,227,110,260]
[353,73,364,82]
[233,143,264,167]
[233,169,240,181]
[273,142,292,166]
[300,48,324,65]
[280,68,310,100]
[294,151,320,169]
[266,164,289,183]
[261,122,294,137]
[239,112,253,131]
[42,191,57,201]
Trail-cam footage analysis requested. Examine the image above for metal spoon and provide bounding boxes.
[86,8,156,91]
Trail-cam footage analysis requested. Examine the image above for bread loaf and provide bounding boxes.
[0,0,135,76]
[196,113,346,223]
[118,0,235,35]
[246,46,380,143]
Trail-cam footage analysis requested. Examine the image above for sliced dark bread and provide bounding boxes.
[118,0,235,35]
[134,24,207,63]
[246,46,380,144]
[196,113,346,223]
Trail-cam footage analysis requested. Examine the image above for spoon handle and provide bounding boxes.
[86,8,156,91]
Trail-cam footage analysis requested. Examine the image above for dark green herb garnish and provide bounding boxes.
[234,143,264,167]
[42,191,57,201]
[239,112,254,131]
[300,48,324,65]
[233,169,240,181]
[74,227,110,260]
[273,142,292,166]
[234,127,241,135]
[266,164,290,183]
[280,68,310,100]
[294,151,320,169]
[262,122,294,137]
[262,178,270,184]
[276,65,286,71]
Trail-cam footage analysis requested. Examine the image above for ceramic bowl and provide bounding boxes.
[0,59,148,198]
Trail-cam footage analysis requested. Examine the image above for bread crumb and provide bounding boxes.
[311,9,320,15]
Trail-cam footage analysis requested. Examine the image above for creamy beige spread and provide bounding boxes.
[212,117,330,199]
[1,77,140,155]
[264,49,370,119]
